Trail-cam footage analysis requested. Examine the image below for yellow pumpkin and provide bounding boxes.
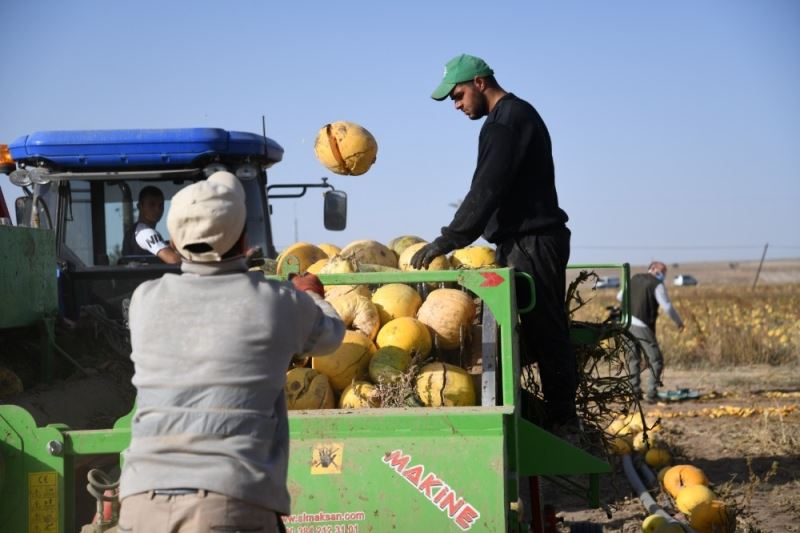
[314,121,378,176]
[320,254,357,274]
[285,368,335,410]
[398,242,450,271]
[312,331,376,392]
[609,436,632,455]
[328,292,381,341]
[606,411,656,437]
[663,465,709,499]
[371,283,423,325]
[317,243,341,258]
[658,466,672,486]
[339,381,380,409]
[306,258,328,275]
[652,523,686,533]
[339,239,397,268]
[634,431,664,452]
[676,485,716,516]
[276,242,329,275]
[387,235,426,258]
[689,499,730,533]
[376,317,432,358]
[416,288,476,350]
[369,346,412,384]
[449,246,497,269]
[642,514,669,533]
[645,448,672,469]
[416,362,476,407]
[325,284,371,300]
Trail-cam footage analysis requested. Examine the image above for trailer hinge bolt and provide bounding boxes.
[47,440,63,456]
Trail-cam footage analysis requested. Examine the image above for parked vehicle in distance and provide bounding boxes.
[596,276,620,289]
[674,274,699,286]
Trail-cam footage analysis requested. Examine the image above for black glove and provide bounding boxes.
[409,242,445,270]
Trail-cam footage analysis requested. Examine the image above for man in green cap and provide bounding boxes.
[411,53,578,435]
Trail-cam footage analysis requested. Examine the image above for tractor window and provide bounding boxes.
[63,176,269,266]
[63,181,94,266]
[105,180,197,264]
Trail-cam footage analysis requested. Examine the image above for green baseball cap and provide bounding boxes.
[431,54,494,101]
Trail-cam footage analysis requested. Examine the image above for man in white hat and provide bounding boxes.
[118,171,345,532]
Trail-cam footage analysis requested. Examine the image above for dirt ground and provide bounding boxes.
[555,365,800,532]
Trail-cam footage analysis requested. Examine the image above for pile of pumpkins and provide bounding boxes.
[279,238,497,411]
[606,412,733,533]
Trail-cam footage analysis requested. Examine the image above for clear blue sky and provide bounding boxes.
[2,0,798,266]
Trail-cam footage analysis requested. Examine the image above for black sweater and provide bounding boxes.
[434,93,568,251]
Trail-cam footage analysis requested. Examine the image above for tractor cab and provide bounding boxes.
[3,128,347,320]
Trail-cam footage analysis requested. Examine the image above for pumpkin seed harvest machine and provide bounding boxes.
[1,265,630,533]
[0,128,631,532]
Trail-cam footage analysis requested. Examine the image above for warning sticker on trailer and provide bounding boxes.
[311,442,344,474]
[28,471,58,532]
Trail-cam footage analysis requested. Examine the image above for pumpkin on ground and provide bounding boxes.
[609,436,632,455]
[645,448,672,469]
[641,514,668,533]
[689,499,731,533]
[663,464,709,499]
[676,484,716,515]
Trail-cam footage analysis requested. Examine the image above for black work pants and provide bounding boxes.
[496,227,577,426]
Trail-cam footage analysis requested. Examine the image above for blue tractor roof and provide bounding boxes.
[9,128,283,169]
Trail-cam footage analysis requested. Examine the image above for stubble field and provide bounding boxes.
[558,259,800,532]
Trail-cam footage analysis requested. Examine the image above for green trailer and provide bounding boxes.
[0,265,630,532]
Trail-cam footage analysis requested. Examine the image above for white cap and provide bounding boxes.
[167,171,246,262]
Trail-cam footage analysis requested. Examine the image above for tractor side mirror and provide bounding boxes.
[323,190,347,231]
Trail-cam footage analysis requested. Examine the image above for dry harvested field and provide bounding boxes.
[557,258,800,532]
[568,257,800,287]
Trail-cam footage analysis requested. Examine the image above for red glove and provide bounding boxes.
[290,272,325,298]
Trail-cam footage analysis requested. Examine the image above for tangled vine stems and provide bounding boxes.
[520,271,657,454]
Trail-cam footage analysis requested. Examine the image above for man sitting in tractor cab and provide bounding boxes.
[122,186,181,264]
